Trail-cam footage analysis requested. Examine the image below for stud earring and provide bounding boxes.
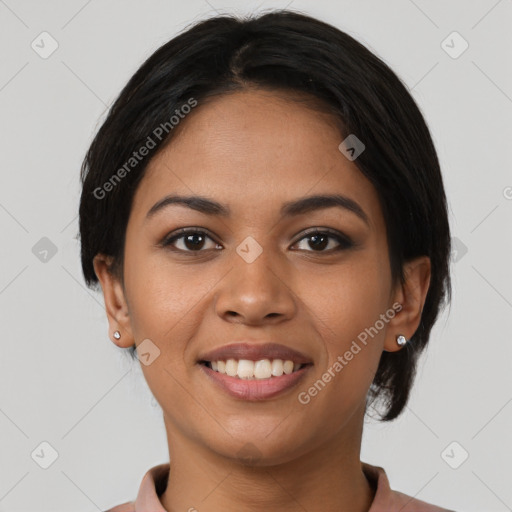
[396,334,407,346]
[113,330,121,340]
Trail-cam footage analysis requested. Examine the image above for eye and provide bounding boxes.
[292,228,353,252]
[161,227,354,254]
[162,228,222,252]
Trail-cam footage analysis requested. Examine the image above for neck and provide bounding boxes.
[159,408,375,512]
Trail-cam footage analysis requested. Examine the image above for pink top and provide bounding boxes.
[104,462,456,512]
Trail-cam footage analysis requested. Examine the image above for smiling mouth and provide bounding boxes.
[199,359,312,380]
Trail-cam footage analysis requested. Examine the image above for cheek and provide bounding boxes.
[292,277,386,445]
[125,242,188,310]
[123,247,184,345]
[315,258,388,325]
[123,252,207,414]
[303,255,390,376]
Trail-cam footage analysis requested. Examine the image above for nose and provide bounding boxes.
[214,244,297,326]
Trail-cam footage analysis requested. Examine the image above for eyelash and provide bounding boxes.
[161,227,354,255]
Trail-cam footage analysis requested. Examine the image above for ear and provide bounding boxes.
[93,253,134,348]
[383,255,431,352]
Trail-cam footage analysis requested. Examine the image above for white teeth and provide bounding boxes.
[254,359,272,379]
[207,358,305,379]
[283,360,294,375]
[237,359,255,379]
[225,359,238,377]
[271,359,283,377]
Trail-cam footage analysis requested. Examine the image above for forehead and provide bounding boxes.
[130,89,382,229]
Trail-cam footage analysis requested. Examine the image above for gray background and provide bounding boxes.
[0,0,511,510]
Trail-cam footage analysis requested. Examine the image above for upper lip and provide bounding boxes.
[197,342,313,364]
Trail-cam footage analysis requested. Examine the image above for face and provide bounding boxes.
[95,89,428,465]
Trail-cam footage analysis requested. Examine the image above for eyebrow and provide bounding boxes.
[146,193,369,226]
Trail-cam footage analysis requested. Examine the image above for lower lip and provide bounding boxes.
[198,363,312,401]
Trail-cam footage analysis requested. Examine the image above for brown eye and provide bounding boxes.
[293,229,353,252]
[163,229,221,252]
[306,233,329,251]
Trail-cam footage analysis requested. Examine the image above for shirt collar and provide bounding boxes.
[130,461,445,512]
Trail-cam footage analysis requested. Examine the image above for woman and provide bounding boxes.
[79,10,455,512]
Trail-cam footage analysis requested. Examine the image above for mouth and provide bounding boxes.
[196,342,313,401]
[199,358,312,380]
